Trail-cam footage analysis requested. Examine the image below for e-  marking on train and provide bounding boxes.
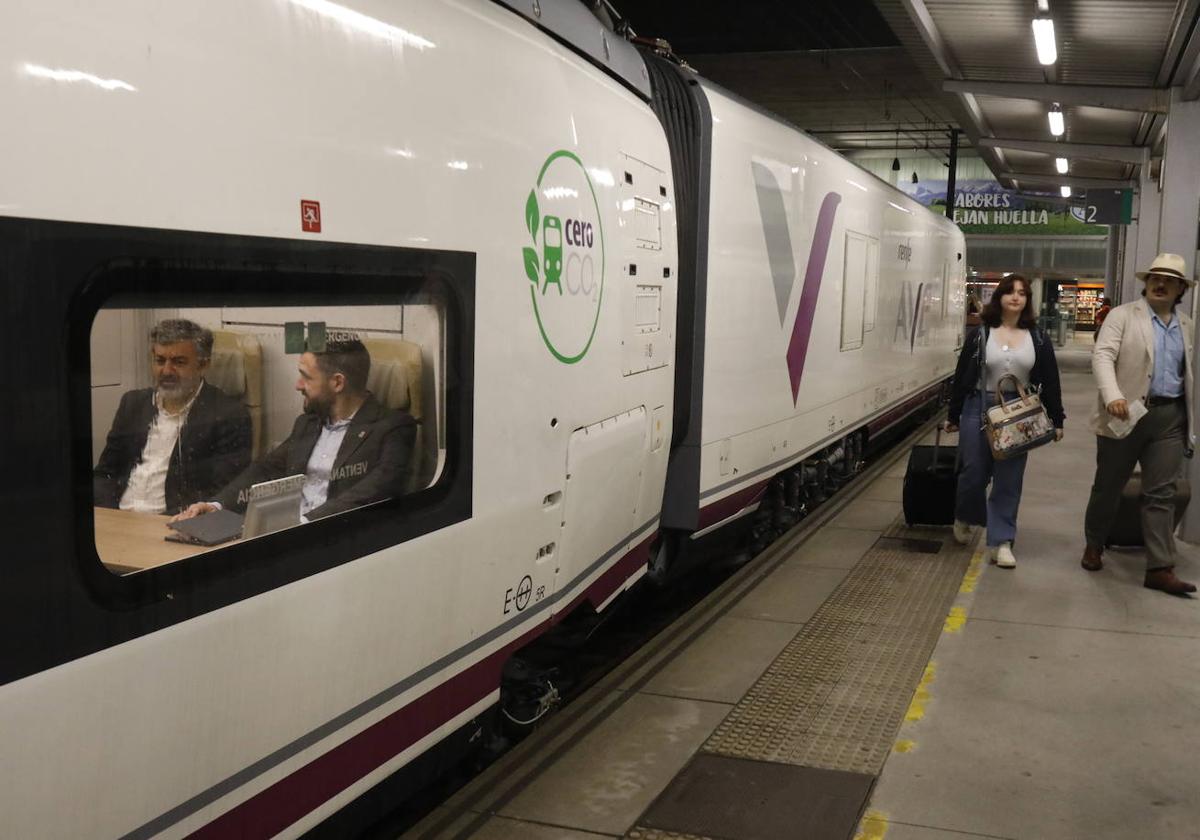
[0,1,964,837]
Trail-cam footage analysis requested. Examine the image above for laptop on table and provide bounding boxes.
[167,474,305,546]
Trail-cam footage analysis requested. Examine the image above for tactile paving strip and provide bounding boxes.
[626,830,713,840]
[700,514,972,776]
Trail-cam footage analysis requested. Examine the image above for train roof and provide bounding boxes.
[693,73,964,238]
[493,0,652,100]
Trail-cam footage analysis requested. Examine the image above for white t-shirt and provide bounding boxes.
[984,329,1035,393]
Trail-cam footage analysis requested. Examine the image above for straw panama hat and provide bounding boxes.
[1136,252,1194,286]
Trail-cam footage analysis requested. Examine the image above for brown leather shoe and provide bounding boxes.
[1144,567,1198,596]
[1080,545,1104,572]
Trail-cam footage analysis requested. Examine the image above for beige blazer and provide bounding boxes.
[1090,297,1194,442]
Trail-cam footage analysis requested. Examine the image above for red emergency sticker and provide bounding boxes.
[300,200,321,233]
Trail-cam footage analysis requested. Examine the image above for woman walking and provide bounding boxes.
[945,275,1065,567]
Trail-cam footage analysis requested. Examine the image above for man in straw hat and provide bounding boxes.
[1080,253,1196,595]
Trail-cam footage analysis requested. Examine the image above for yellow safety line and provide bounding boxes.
[861,542,978,837]
[904,662,936,722]
[959,548,986,593]
[854,809,890,840]
[943,606,968,633]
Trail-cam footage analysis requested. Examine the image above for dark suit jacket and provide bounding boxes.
[216,394,415,520]
[93,383,253,514]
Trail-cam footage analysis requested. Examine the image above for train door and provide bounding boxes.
[552,408,648,613]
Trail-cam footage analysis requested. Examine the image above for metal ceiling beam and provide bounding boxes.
[898,0,954,77]
[809,127,954,134]
[977,138,1149,165]
[1152,115,1170,154]
[1157,0,1200,87]
[895,0,1010,182]
[1163,0,1200,99]
[1183,41,1200,100]
[1135,112,1166,149]
[838,148,960,159]
[943,80,1170,113]
[1005,172,1136,189]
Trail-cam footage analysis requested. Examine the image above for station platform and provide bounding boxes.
[407,346,1200,840]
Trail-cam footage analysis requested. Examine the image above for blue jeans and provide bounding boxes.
[956,392,1029,547]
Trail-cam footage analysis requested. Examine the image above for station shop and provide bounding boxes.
[967,275,1106,335]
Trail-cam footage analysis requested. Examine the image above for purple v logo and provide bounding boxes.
[786,192,842,403]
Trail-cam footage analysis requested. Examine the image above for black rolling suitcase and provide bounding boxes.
[903,428,958,526]
[1104,474,1191,547]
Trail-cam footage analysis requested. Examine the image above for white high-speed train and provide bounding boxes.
[0,1,964,836]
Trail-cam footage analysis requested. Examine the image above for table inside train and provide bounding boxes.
[94,507,233,573]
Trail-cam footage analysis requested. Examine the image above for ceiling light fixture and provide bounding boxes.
[892,157,901,172]
[1055,157,1069,174]
[912,171,919,184]
[1060,185,1072,198]
[1032,16,1057,65]
[1048,104,1065,137]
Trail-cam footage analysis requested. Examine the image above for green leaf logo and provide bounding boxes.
[521,150,605,364]
[522,247,539,284]
[525,189,540,242]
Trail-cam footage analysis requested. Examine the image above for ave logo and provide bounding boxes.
[522,150,606,364]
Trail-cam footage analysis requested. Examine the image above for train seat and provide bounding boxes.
[362,337,427,493]
[208,330,266,459]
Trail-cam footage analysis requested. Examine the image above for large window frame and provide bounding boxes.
[67,230,475,611]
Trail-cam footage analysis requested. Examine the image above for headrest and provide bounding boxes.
[363,337,422,419]
[370,361,411,411]
[209,340,247,397]
[208,331,262,403]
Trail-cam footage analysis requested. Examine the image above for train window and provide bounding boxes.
[89,290,451,576]
[941,260,953,318]
[841,231,869,351]
[863,237,880,332]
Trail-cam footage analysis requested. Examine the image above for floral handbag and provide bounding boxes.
[984,374,1056,460]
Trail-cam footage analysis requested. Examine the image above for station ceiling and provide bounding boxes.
[617,0,1200,192]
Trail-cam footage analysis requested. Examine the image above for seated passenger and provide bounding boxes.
[93,319,252,515]
[173,337,415,524]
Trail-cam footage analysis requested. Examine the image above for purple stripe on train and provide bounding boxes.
[786,191,842,403]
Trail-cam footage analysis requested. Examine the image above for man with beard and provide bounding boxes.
[173,337,414,524]
[94,319,252,515]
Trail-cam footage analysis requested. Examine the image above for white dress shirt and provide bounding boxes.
[300,415,354,521]
[119,382,204,513]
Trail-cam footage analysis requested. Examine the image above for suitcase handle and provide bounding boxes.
[932,418,961,474]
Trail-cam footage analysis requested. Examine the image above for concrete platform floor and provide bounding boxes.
[861,345,1200,840]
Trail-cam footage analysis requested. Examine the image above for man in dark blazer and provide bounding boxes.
[93,319,252,515]
[173,337,414,524]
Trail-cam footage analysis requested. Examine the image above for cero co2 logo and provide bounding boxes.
[521,150,605,364]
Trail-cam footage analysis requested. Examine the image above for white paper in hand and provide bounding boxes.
[1108,399,1148,439]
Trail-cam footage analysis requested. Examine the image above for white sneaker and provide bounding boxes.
[953,520,972,545]
[995,543,1016,569]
